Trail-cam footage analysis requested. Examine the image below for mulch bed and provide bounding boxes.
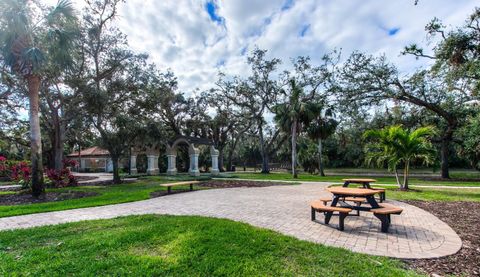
[150,180,288,198]
[403,201,480,277]
[0,191,99,205]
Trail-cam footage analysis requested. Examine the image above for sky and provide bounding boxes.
[56,0,480,94]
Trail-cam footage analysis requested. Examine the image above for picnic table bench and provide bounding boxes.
[311,186,403,232]
[160,181,201,194]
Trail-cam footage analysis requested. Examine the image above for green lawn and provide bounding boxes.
[0,176,204,218]
[224,172,480,187]
[381,186,480,202]
[0,215,421,276]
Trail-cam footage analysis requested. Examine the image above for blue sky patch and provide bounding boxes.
[216,59,226,67]
[281,0,294,11]
[205,1,223,24]
[241,46,248,56]
[388,27,400,36]
[299,24,310,37]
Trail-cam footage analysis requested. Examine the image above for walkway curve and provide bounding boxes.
[0,182,461,259]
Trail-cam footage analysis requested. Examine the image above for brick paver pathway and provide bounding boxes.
[0,182,461,259]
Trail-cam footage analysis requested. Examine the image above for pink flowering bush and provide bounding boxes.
[45,159,78,188]
[0,156,7,177]
[10,161,31,188]
[46,169,77,188]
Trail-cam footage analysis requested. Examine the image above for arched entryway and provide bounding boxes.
[166,136,219,176]
[129,136,219,176]
[129,146,160,175]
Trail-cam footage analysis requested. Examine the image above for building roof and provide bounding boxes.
[67,146,110,157]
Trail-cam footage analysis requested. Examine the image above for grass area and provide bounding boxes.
[224,172,480,187]
[0,215,420,276]
[0,176,204,218]
[381,186,480,202]
[326,183,480,202]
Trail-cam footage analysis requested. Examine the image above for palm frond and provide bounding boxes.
[20,47,44,73]
[47,0,76,24]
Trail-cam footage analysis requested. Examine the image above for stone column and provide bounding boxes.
[188,145,200,176]
[210,147,220,176]
[146,155,159,175]
[130,155,137,174]
[166,145,177,175]
[167,154,177,175]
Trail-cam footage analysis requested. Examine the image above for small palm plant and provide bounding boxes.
[363,125,436,190]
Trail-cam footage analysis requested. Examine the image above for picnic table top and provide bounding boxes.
[327,186,380,196]
[342,178,377,183]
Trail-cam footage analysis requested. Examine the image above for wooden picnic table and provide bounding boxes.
[342,178,377,188]
[326,187,381,210]
[312,186,402,232]
[342,178,385,202]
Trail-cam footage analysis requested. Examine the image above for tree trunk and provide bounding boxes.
[258,122,270,173]
[226,137,240,171]
[318,138,325,176]
[52,114,66,171]
[27,75,44,197]
[291,120,298,178]
[77,143,82,172]
[440,137,450,179]
[112,156,121,184]
[394,168,401,187]
[402,161,410,190]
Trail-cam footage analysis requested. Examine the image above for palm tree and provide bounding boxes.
[307,108,337,176]
[0,0,76,197]
[363,125,436,190]
[273,79,317,178]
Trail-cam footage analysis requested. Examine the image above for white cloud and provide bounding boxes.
[52,0,480,94]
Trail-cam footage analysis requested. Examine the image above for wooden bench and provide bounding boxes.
[319,197,366,216]
[370,203,403,232]
[311,201,352,231]
[160,181,201,194]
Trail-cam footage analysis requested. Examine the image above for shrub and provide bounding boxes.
[0,156,7,177]
[46,168,77,188]
[46,160,78,188]
[10,161,31,189]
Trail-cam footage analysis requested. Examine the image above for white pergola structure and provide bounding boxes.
[130,136,220,176]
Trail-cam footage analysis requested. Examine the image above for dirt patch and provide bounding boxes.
[0,191,99,205]
[403,201,480,277]
[150,180,289,198]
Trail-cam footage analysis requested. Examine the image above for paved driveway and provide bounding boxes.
[0,182,461,259]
